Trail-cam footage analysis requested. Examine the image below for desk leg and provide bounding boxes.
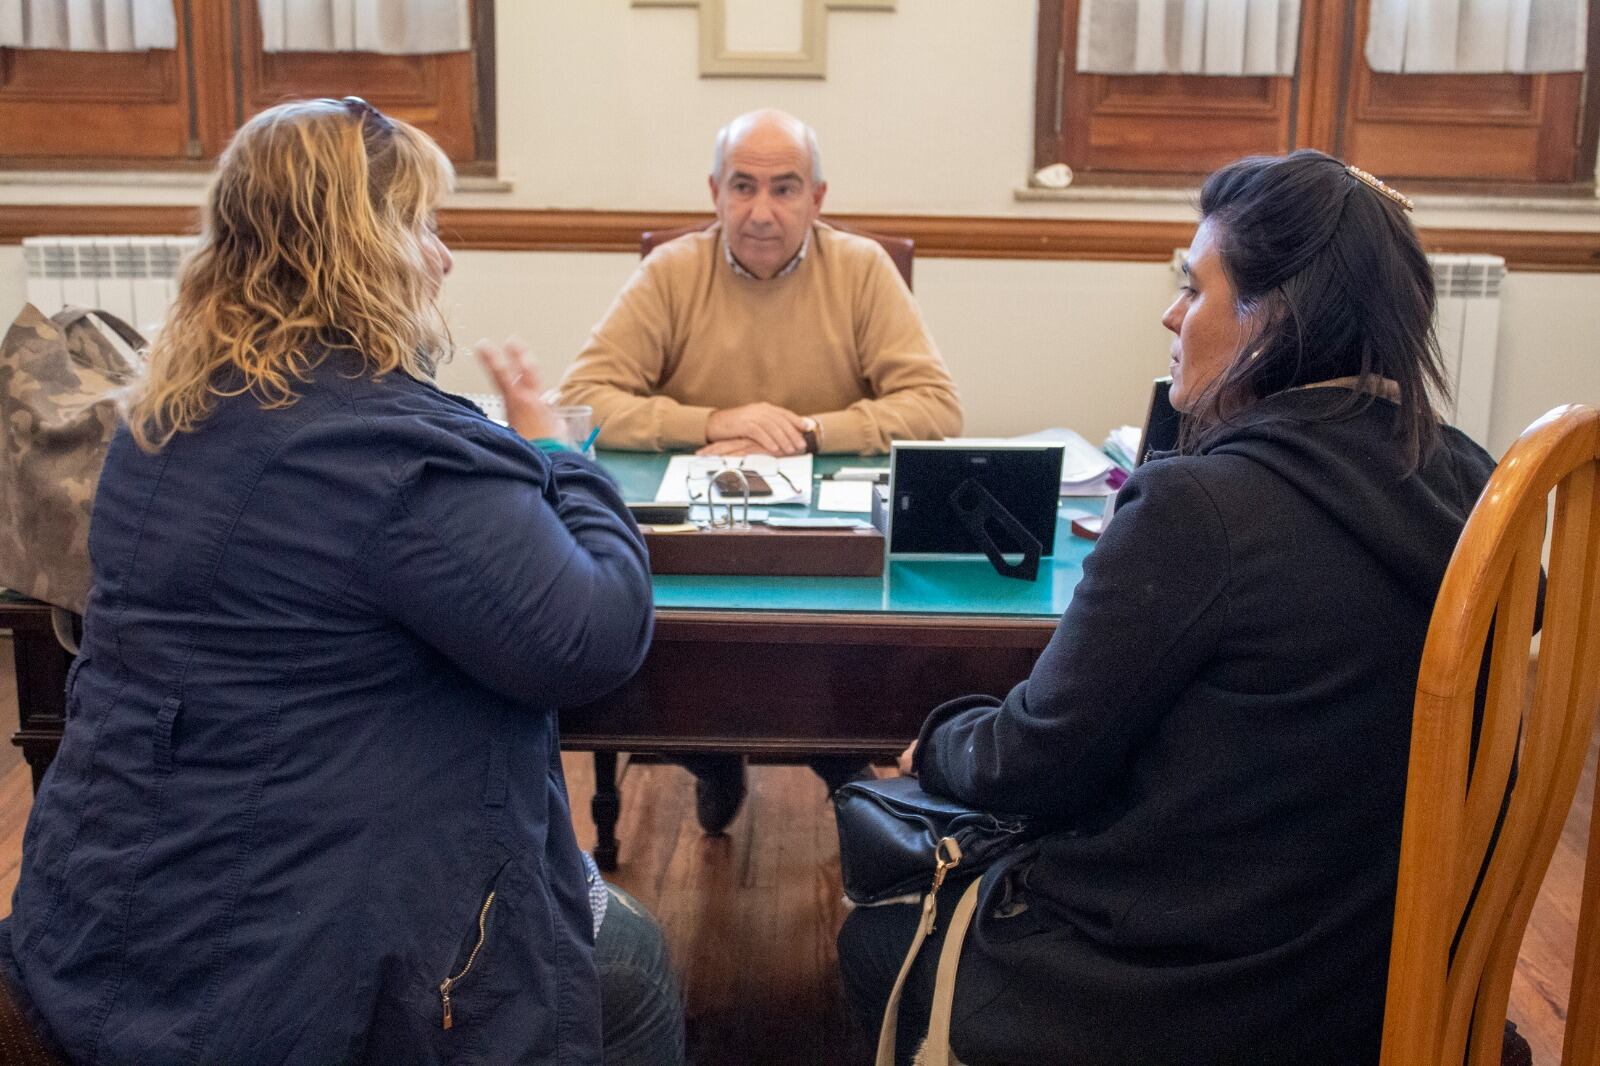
[3,612,71,795]
[591,751,622,871]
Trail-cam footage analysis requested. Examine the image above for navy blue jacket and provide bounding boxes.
[916,391,1496,1065]
[1,351,653,1065]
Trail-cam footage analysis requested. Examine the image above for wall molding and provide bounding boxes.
[3,203,1599,272]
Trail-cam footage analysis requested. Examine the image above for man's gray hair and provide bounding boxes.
[711,111,825,185]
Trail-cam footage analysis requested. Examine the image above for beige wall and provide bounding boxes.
[1492,274,1600,448]
[434,250,1175,445]
[478,0,1042,216]
[3,0,1597,454]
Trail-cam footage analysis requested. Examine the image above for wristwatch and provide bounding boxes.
[802,418,820,455]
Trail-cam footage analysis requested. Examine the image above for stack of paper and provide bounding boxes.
[1104,425,1142,471]
[459,392,507,426]
[655,454,814,507]
[816,479,875,513]
[1011,428,1118,495]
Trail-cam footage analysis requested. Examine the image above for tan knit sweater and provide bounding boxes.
[556,222,962,454]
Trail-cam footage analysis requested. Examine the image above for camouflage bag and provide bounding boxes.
[0,303,144,615]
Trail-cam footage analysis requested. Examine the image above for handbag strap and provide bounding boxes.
[917,876,982,1066]
[875,882,941,1066]
[49,608,81,656]
[877,837,966,1066]
[56,306,146,351]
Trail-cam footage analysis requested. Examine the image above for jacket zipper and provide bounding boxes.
[438,889,497,1030]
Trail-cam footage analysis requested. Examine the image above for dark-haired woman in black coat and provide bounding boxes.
[839,151,1497,1066]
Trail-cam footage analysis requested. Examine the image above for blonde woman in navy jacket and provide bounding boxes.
[0,99,655,1065]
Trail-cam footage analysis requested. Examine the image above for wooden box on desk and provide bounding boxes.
[642,525,885,577]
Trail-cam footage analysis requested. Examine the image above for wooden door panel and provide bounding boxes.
[1037,0,1597,187]
[0,2,492,169]
[1082,107,1292,172]
[1346,123,1556,181]
[232,0,481,163]
[1340,0,1584,182]
[0,47,190,161]
[1344,74,1581,183]
[1085,73,1291,173]
[1049,4,1295,178]
[1359,71,1537,119]
[1093,73,1284,113]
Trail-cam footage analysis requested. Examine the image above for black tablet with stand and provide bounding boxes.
[884,440,1065,581]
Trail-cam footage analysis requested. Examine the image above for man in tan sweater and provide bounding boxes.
[557,110,962,832]
[557,109,962,457]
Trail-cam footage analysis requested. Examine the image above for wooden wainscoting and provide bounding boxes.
[4,204,1600,272]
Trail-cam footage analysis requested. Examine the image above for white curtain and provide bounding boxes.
[257,0,469,54]
[0,0,177,50]
[1366,0,1585,73]
[1077,0,1302,76]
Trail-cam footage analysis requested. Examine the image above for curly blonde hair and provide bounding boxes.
[129,98,454,451]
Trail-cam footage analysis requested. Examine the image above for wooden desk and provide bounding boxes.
[568,453,1087,865]
[1,452,1094,868]
[0,594,70,793]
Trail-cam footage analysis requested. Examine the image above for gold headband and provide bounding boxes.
[1345,164,1414,212]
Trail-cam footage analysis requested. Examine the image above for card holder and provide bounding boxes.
[713,470,773,497]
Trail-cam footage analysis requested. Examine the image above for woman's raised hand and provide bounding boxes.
[475,337,562,441]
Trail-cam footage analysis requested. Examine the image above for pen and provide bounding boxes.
[578,426,601,454]
[819,472,890,484]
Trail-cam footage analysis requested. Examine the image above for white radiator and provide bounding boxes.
[23,235,199,338]
[1169,249,1505,445]
[22,234,516,424]
[1431,254,1504,446]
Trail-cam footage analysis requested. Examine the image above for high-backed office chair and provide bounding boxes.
[640,218,914,290]
[1383,403,1600,1065]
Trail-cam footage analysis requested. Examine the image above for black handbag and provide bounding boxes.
[835,775,1042,1066]
[832,775,1037,905]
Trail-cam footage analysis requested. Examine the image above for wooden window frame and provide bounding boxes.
[1034,0,1600,193]
[0,0,496,174]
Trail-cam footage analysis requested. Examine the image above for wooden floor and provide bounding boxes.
[566,755,868,1064]
[0,634,1592,1065]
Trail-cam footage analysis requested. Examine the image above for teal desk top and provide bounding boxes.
[598,450,1093,619]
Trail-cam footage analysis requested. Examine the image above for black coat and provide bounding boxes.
[915,390,1496,1066]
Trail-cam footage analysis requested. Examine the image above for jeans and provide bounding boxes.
[597,884,686,1066]
[3,894,687,1066]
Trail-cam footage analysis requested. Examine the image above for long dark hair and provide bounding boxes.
[1184,149,1450,468]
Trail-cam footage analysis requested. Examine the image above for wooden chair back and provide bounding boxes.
[639,218,914,291]
[1382,404,1600,1065]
